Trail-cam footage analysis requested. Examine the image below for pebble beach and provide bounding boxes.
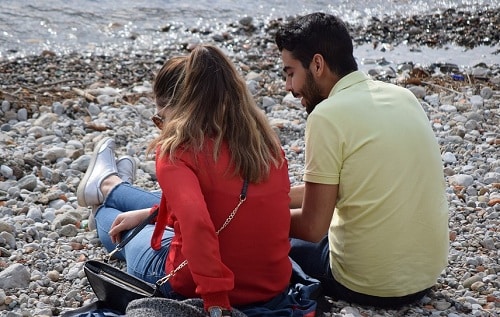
[0,6,499,317]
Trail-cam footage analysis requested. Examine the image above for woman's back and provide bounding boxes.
[154,140,292,305]
[149,44,292,310]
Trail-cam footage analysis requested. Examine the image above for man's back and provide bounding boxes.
[304,71,449,297]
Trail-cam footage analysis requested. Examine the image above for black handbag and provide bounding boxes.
[83,259,163,312]
[62,180,248,316]
[60,209,164,316]
[60,261,157,316]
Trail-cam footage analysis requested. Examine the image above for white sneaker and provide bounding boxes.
[86,156,137,231]
[76,137,118,207]
[117,155,137,184]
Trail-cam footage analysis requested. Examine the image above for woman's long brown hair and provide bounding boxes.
[148,45,283,183]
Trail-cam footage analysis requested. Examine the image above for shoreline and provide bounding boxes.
[1,7,498,61]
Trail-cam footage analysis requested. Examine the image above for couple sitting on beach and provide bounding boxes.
[76,12,449,317]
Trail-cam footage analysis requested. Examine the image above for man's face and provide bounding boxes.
[281,49,324,114]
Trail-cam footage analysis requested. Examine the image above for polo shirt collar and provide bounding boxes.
[329,71,370,97]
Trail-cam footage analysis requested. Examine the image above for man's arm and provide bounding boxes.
[290,182,338,242]
[289,184,305,209]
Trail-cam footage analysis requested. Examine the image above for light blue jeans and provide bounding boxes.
[94,182,175,295]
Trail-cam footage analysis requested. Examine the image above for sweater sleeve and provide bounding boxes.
[155,153,233,309]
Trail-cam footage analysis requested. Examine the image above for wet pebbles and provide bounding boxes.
[0,8,499,317]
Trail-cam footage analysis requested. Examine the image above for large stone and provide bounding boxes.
[0,263,30,290]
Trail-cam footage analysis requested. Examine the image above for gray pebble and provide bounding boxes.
[408,85,426,99]
[0,263,31,289]
[17,108,28,121]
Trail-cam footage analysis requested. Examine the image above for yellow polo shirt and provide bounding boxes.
[304,71,449,297]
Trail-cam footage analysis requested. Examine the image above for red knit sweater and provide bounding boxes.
[151,140,292,309]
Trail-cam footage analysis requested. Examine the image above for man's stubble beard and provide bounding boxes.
[303,70,325,114]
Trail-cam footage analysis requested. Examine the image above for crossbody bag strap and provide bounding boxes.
[106,207,159,262]
[156,179,249,286]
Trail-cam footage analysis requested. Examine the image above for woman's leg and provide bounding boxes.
[124,224,173,284]
[94,182,161,256]
[103,182,161,211]
[94,182,175,294]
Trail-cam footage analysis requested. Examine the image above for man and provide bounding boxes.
[276,12,449,308]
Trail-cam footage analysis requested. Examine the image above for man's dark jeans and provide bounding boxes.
[289,236,430,309]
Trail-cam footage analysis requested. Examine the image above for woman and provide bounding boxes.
[76,45,292,316]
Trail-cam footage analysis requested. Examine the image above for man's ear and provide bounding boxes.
[310,53,325,77]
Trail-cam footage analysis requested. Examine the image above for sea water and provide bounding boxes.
[0,0,498,66]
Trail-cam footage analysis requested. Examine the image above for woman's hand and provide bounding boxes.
[109,208,151,244]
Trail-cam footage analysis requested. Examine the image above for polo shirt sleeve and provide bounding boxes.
[304,110,342,185]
